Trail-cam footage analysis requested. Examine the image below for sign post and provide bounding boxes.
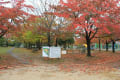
[62,50,67,54]
[42,46,49,57]
[49,47,61,58]
[42,46,61,58]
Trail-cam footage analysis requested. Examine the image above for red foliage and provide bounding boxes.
[52,0,120,56]
[0,0,34,38]
[53,0,119,38]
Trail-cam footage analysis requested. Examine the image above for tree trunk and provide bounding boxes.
[106,40,109,51]
[28,42,31,49]
[30,43,32,49]
[99,38,101,51]
[112,40,115,53]
[36,40,41,50]
[38,40,42,50]
[40,40,42,49]
[26,43,28,48]
[25,43,27,48]
[68,43,70,48]
[86,39,91,57]
[55,38,58,47]
[64,42,67,50]
[6,40,8,47]
[24,41,26,48]
[36,41,38,49]
[47,32,51,47]
[38,41,40,49]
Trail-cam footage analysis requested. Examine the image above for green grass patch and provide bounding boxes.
[12,48,32,53]
[12,48,41,56]
[0,47,35,55]
[0,47,11,55]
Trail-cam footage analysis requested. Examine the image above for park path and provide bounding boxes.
[7,47,30,65]
[0,65,120,80]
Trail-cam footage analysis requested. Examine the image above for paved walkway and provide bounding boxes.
[7,47,30,64]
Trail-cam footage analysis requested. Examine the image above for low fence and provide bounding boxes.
[64,49,86,54]
[66,49,80,54]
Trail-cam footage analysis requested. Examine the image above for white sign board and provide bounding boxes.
[49,47,61,58]
[42,46,49,57]
[62,50,67,54]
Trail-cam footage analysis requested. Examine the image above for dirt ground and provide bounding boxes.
[0,65,120,80]
[0,48,120,80]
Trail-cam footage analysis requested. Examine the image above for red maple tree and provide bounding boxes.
[0,0,33,38]
[52,0,120,56]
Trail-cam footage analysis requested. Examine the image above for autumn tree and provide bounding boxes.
[23,17,48,49]
[96,6,120,53]
[52,17,74,47]
[31,0,59,46]
[104,25,120,53]
[52,0,119,56]
[11,16,48,49]
[105,6,120,53]
[0,0,33,39]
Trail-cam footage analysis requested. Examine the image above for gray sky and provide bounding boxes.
[25,0,60,15]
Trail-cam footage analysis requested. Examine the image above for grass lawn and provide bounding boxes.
[12,48,32,53]
[0,47,40,55]
[0,47,38,67]
[0,47,11,55]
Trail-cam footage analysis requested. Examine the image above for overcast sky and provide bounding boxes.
[25,0,60,15]
[1,0,60,15]
[2,0,60,7]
